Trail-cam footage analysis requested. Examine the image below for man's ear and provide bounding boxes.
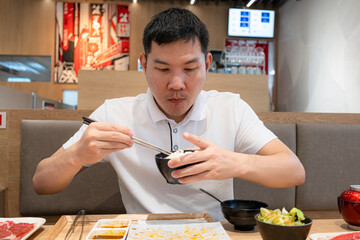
[139,53,147,71]
[205,53,213,73]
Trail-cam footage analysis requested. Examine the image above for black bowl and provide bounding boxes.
[155,150,196,184]
[255,213,312,240]
[221,200,268,231]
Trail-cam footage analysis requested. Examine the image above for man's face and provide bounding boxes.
[140,38,212,123]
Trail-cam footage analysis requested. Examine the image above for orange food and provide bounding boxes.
[89,229,126,239]
[99,222,129,228]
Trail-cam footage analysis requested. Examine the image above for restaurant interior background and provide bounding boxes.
[0,0,359,113]
[1,0,360,222]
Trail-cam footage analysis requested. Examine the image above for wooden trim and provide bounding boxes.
[0,187,6,217]
[257,112,360,124]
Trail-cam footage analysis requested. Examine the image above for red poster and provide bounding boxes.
[117,5,130,37]
[55,3,130,83]
[62,3,74,51]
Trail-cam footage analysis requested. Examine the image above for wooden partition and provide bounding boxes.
[78,70,270,112]
[1,110,360,217]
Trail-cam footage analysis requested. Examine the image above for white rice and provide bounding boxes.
[166,150,193,159]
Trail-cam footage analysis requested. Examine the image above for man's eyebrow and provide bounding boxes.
[184,57,200,64]
[153,57,200,65]
[153,59,169,65]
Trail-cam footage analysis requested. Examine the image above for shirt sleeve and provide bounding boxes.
[234,97,277,154]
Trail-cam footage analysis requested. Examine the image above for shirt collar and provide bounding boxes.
[146,88,207,125]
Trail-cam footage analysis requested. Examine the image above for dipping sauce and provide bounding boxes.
[89,230,126,239]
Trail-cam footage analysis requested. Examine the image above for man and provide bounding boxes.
[33,8,305,221]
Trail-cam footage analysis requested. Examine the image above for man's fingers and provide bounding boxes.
[86,122,134,146]
[90,122,133,136]
[177,170,211,184]
[183,132,210,150]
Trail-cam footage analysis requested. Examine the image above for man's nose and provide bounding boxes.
[168,73,185,90]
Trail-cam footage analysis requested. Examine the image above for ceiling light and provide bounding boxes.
[246,0,256,7]
[190,0,195,5]
[7,77,31,83]
[133,0,137,3]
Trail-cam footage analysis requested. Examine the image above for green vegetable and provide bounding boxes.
[257,207,306,226]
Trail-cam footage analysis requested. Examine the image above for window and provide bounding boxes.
[0,55,51,82]
[63,90,78,107]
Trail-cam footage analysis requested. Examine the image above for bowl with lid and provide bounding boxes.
[338,185,360,230]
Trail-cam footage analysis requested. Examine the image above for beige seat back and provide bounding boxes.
[20,120,126,216]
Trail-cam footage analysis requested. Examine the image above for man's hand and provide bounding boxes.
[168,132,247,184]
[168,132,305,187]
[33,121,134,195]
[73,121,134,165]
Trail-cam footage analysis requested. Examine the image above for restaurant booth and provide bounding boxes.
[0,108,360,239]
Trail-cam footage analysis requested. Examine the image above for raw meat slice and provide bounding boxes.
[0,221,15,240]
[9,222,35,239]
[329,232,360,240]
[0,221,35,240]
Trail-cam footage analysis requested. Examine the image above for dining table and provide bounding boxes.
[27,211,354,240]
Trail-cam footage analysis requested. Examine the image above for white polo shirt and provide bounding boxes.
[63,89,276,221]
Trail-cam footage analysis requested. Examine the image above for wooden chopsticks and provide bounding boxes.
[82,116,171,156]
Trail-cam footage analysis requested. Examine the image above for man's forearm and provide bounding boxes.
[32,146,84,194]
[235,151,305,188]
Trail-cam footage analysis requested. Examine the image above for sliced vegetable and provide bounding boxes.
[257,207,306,226]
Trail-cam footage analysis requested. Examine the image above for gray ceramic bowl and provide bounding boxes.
[255,213,312,240]
[155,150,196,184]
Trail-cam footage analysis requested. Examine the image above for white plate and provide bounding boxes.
[310,231,360,240]
[127,222,231,240]
[0,217,46,240]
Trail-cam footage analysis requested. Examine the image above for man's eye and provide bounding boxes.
[157,68,169,72]
[185,68,196,72]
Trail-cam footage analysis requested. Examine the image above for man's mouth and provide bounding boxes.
[168,98,185,104]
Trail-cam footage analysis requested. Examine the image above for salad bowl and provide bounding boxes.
[255,208,312,240]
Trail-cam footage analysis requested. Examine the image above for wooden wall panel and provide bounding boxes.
[0,0,75,101]
[204,73,269,112]
[77,70,148,110]
[0,82,78,103]
[77,70,270,112]
[0,146,8,189]
[1,0,55,55]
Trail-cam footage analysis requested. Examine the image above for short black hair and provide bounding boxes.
[142,8,209,57]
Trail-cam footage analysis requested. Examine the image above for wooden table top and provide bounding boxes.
[27,212,355,240]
